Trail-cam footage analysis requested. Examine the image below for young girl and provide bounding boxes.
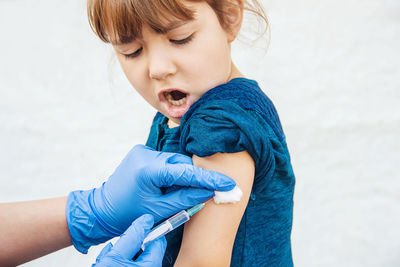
[87,0,295,266]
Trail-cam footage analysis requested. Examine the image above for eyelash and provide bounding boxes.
[170,34,194,45]
[124,34,195,59]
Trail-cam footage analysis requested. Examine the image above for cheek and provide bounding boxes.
[119,60,142,87]
[130,78,155,106]
[188,37,231,84]
[117,57,156,105]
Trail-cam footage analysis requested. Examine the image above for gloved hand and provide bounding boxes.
[92,214,166,267]
[66,144,235,253]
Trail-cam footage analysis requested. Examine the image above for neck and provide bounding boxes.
[228,62,244,81]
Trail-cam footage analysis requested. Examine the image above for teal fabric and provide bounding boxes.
[146,78,295,267]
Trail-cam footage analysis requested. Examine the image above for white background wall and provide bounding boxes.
[0,0,399,266]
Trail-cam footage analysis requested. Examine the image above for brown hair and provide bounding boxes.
[87,0,268,45]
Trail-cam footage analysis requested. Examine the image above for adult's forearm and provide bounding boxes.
[0,197,72,266]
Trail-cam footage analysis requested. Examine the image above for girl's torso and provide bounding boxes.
[146,78,295,267]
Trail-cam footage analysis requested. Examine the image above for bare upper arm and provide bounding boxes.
[174,151,255,267]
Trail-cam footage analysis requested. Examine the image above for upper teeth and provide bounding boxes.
[165,93,187,106]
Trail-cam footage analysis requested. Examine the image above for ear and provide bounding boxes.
[224,0,244,43]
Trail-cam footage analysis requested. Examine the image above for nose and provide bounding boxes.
[148,48,176,80]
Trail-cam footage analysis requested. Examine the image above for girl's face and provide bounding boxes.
[113,1,241,126]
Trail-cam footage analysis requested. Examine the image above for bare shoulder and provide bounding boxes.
[174,151,255,267]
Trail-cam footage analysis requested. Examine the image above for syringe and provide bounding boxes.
[141,203,205,250]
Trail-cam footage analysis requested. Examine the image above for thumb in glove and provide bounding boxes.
[93,214,166,267]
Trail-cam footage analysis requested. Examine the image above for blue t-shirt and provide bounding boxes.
[146,78,295,267]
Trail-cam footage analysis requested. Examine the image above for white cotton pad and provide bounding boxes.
[213,186,243,204]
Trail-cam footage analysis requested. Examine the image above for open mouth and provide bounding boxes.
[163,90,187,106]
[160,89,192,119]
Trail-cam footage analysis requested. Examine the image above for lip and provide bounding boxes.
[158,88,192,119]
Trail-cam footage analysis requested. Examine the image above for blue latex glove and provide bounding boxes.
[66,144,235,253]
[93,214,166,267]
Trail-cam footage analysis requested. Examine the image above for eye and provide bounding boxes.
[124,47,143,59]
[170,33,195,45]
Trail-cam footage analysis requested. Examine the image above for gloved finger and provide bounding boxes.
[136,237,167,267]
[95,242,113,263]
[147,187,214,223]
[162,164,236,191]
[132,144,156,152]
[127,144,156,162]
[111,214,154,259]
[165,153,193,165]
[161,187,215,210]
